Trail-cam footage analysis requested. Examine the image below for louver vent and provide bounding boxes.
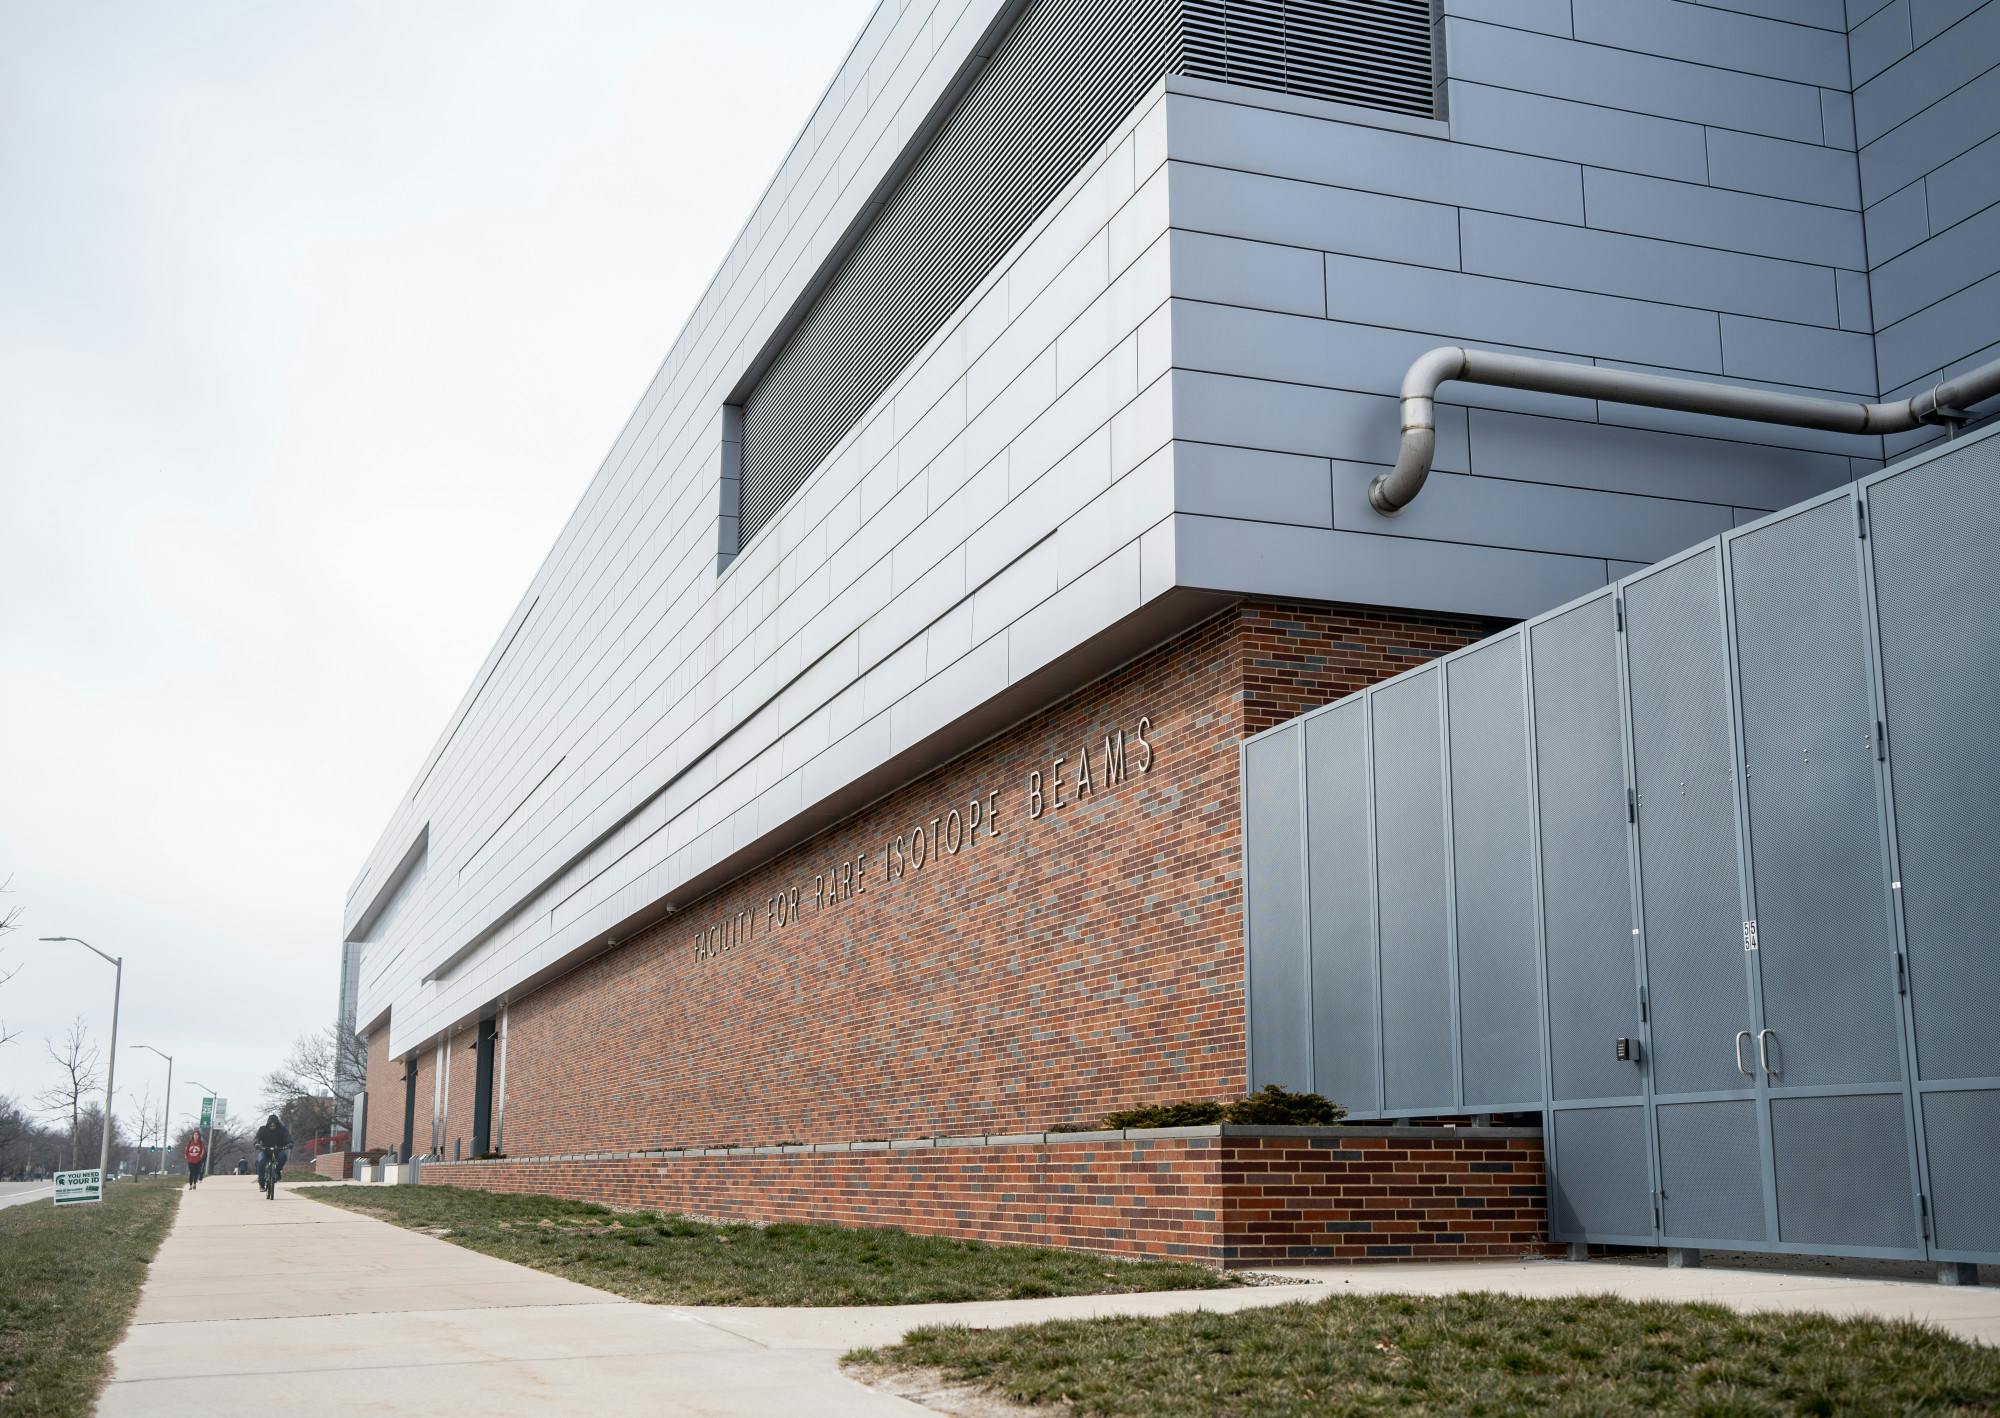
[735,0,1441,551]
[1180,0,1440,117]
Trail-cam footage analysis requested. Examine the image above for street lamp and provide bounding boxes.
[39,937,122,1187]
[132,1045,174,1177]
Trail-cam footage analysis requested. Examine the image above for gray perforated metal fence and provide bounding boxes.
[1241,423,2000,1265]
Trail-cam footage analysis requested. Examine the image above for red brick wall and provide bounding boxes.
[440,1025,478,1160]
[1237,602,1507,734]
[489,600,1497,1158]
[424,1127,1552,1267]
[362,1028,403,1157]
[409,1047,433,1156]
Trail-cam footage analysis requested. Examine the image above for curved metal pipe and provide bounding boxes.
[1368,346,2000,514]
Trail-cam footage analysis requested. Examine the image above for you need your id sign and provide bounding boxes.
[54,1169,102,1206]
[689,714,1157,963]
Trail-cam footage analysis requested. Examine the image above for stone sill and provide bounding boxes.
[424,1123,1542,1170]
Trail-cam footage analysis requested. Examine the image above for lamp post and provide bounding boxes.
[187,1079,218,1173]
[38,937,122,1185]
[132,1045,174,1176]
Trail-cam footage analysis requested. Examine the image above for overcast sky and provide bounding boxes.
[0,0,873,1150]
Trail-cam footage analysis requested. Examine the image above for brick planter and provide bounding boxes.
[422,1125,1552,1268]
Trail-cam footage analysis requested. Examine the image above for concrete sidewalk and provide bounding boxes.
[100,1179,1999,1416]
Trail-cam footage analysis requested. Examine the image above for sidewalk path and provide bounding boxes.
[100,1178,1998,1416]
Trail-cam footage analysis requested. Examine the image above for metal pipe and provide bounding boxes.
[1369,346,2000,514]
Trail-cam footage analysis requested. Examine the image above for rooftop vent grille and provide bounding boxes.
[1180,0,1440,117]
[735,0,1442,552]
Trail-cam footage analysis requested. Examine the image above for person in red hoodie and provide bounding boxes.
[183,1133,206,1189]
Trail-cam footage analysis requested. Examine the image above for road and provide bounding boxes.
[0,1180,54,1210]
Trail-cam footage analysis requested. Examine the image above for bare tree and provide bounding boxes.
[129,1081,160,1168]
[0,1096,26,1161]
[263,1024,368,1130]
[36,1016,102,1169]
[0,874,20,1047]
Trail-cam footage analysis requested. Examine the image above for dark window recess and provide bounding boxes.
[471,1017,498,1156]
[734,0,1440,552]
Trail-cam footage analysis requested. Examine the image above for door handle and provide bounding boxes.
[1757,1028,1779,1078]
[1734,1030,1754,1078]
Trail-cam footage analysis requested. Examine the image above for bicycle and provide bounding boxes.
[257,1148,285,1200]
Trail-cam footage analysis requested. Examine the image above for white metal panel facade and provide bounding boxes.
[349,0,1997,1064]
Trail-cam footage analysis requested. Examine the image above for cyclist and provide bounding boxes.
[255,1114,293,1191]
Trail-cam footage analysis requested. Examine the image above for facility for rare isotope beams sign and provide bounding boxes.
[340,0,2000,1273]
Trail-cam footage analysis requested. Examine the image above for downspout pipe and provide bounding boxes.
[1369,346,2000,514]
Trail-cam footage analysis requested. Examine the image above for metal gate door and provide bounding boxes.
[1865,441,2000,1262]
[1623,547,1768,1248]
[1726,498,1924,1257]
[1529,595,1654,1244]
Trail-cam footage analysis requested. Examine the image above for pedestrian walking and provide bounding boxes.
[184,1134,206,1189]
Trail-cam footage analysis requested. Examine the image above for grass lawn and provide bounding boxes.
[0,1177,181,1417]
[850,1290,2000,1416]
[298,1183,1234,1307]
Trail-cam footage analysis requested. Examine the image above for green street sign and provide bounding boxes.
[200,1097,213,1128]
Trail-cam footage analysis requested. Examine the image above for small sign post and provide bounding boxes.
[199,1097,214,1129]
[54,1169,103,1206]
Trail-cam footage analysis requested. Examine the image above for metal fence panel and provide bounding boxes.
[1769,1093,1919,1250]
[1919,1089,2000,1255]
[1551,1105,1653,1239]
[1730,497,1903,1088]
[1624,550,1752,1100]
[1866,443,2000,1086]
[1235,425,2000,1266]
[1372,669,1457,1112]
[1305,702,1379,1113]
[1529,597,1643,1104]
[1448,636,1543,1109]
[1244,726,1312,1091]
[1657,1098,1766,1243]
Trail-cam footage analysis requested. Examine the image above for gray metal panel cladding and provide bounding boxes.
[1623,550,1751,1099]
[1866,438,2000,1084]
[1770,1094,1919,1251]
[1530,597,1640,1105]
[1446,637,1541,1108]
[1180,0,1441,118]
[1371,669,1455,1112]
[1245,727,1312,1090]
[1657,1099,1766,1243]
[738,0,1444,548]
[1728,499,1903,1091]
[740,0,1181,548]
[1551,1106,1652,1239]
[1920,1089,2000,1255]
[1305,701,1377,1112]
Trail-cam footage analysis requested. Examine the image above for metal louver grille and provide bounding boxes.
[737,0,1440,549]
[1181,0,1439,116]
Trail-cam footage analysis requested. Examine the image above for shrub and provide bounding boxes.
[1100,1098,1229,1130]
[1223,1085,1345,1126]
[1096,1086,1345,1131]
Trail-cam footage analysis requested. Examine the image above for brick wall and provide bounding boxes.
[312,1149,384,1180]
[1237,602,1507,734]
[489,600,1496,1160]
[440,1024,478,1160]
[361,1027,403,1157]
[410,1047,433,1156]
[424,1126,1552,1267]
